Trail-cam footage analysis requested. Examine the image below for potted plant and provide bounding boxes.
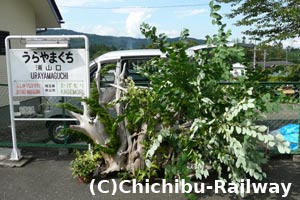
[70,150,101,183]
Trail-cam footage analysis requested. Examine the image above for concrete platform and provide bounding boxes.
[0,147,11,161]
[0,156,32,167]
[0,148,32,167]
[0,155,300,200]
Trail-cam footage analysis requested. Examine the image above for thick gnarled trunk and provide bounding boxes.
[69,61,146,175]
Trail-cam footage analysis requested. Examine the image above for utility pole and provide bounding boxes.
[263,49,267,69]
[253,45,256,68]
[286,48,288,66]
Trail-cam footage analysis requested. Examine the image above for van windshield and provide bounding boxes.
[97,56,157,87]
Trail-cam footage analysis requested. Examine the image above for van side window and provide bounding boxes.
[101,72,115,83]
[100,63,116,87]
[122,57,153,86]
[90,63,116,87]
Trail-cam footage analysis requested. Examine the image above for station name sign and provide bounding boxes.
[9,49,88,97]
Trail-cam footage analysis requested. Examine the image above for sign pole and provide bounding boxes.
[5,37,22,160]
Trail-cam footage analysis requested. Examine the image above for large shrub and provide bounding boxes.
[120,0,290,193]
[65,1,290,198]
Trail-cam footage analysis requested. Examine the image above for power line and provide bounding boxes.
[60,3,209,10]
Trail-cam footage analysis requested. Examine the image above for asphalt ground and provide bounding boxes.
[0,148,299,200]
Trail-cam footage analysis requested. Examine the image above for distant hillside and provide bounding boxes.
[38,29,205,49]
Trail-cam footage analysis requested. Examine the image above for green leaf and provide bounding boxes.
[277,145,286,154]
[248,130,257,137]
[145,159,152,168]
[247,88,253,95]
[209,1,214,9]
[212,19,217,25]
[268,141,275,147]
[257,133,264,141]
[236,126,242,134]
[256,125,268,132]
[211,12,222,20]
[213,5,221,12]
[275,134,285,142]
[134,115,142,124]
[157,134,163,142]
[247,102,255,108]
[201,97,214,105]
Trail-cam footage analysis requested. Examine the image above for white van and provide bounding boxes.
[90,49,166,86]
[44,49,166,143]
[44,46,245,143]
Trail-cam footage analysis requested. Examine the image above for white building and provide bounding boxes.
[0,0,63,107]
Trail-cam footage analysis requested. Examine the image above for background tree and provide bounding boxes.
[143,38,200,49]
[89,44,117,60]
[283,65,300,81]
[218,0,300,41]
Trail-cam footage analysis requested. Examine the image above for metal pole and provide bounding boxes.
[286,49,288,66]
[253,45,256,68]
[298,109,300,153]
[263,49,267,69]
[5,37,22,160]
[83,35,90,98]
[61,97,68,144]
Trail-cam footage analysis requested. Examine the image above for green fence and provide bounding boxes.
[221,82,300,154]
[0,84,88,150]
[0,82,299,154]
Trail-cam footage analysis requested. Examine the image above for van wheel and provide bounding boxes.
[48,121,76,144]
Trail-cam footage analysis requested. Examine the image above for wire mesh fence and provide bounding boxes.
[0,84,87,149]
[262,104,298,130]
[259,83,299,153]
[0,83,299,153]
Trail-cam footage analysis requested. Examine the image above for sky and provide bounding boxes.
[55,0,299,48]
